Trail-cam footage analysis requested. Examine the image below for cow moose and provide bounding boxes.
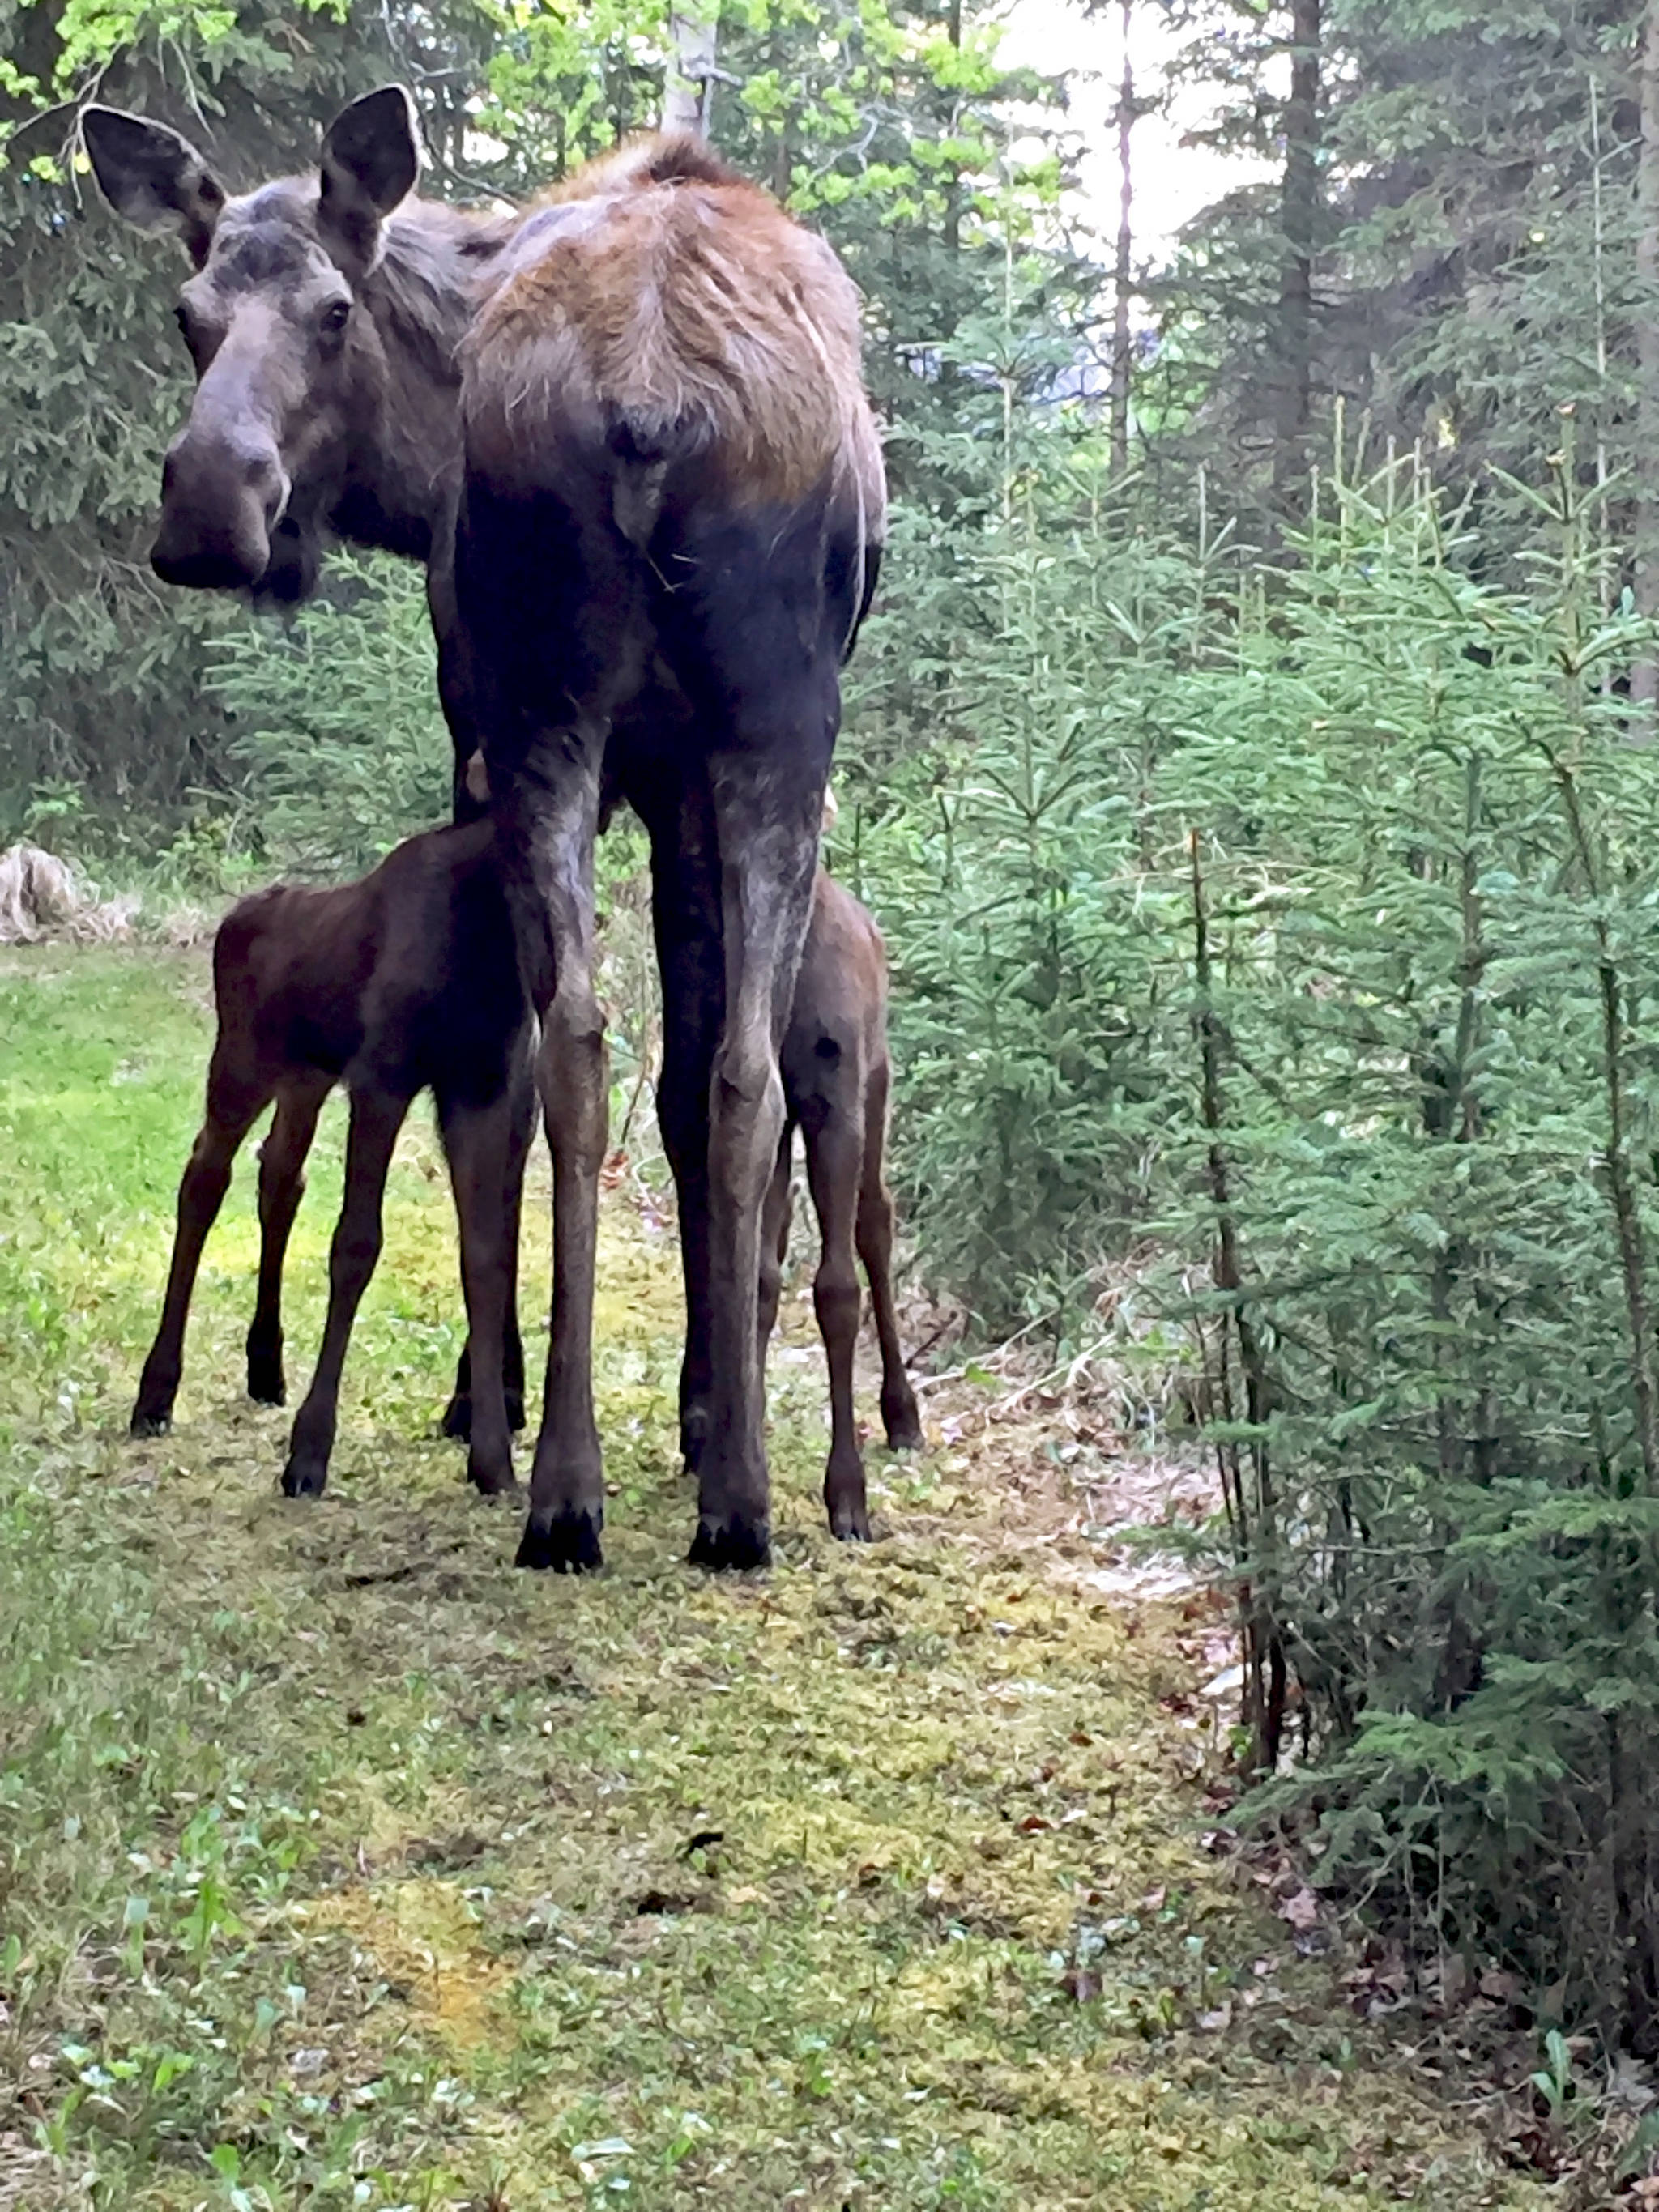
[130,820,535,1504]
[83,91,885,1572]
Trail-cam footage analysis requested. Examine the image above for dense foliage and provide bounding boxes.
[16,0,1659,2060]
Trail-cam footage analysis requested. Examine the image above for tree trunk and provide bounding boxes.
[1271,0,1321,518]
[664,5,719,137]
[1633,0,1659,713]
[1109,0,1135,475]
[942,0,964,254]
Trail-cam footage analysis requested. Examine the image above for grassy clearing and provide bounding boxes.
[0,945,1550,2210]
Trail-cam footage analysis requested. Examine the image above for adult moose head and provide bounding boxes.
[82,89,459,603]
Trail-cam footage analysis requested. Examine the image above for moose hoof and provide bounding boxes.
[689,1517,772,1572]
[280,1460,328,1499]
[130,1405,173,1439]
[828,1504,872,1544]
[515,1507,603,1573]
[445,1392,525,1442]
[247,1367,286,1409]
[467,1454,519,1500]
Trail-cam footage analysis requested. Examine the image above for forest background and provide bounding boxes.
[10,0,1659,2055]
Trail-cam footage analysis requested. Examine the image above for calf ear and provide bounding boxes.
[81,107,225,268]
[318,85,421,275]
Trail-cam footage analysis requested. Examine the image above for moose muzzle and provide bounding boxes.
[151,424,290,592]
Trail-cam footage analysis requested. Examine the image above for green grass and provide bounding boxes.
[0,945,1549,2210]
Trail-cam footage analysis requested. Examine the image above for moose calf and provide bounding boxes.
[130,819,534,1502]
[760,869,924,1539]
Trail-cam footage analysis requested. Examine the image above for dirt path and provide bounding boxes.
[0,948,1550,2210]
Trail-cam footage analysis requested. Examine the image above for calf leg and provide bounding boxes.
[804,1115,871,1541]
[442,1065,532,1438]
[131,1056,268,1436]
[281,1088,409,1498]
[858,1056,923,1451]
[245,1080,329,1406]
[439,1083,522,1498]
[501,1071,531,1430]
[757,1126,794,1358]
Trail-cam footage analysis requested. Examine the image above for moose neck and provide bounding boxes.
[333,198,513,567]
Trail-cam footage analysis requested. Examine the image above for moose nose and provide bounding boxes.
[151,428,288,592]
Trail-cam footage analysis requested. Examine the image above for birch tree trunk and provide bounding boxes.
[1632,0,1659,713]
[1109,0,1135,476]
[664,4,719,137]
[1271,0,1320,518]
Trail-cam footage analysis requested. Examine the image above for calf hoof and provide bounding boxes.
[130,1404,173,1439]
[515,1507,603,1573]
[828,1502,873,1543]
[246,1336,285,1406]
[446,1394,525,1443]
[882,1396,924,1453]
[280,1460,329,1499]
[689,1517,771,1572]
[467,1451,519,1499]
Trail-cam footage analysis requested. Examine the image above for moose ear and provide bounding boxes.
[318,85,421,275]
[81,106,225,268]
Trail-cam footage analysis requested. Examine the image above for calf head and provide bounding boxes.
[82,88,423,603]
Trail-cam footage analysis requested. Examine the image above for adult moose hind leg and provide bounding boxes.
[245,1078,330,1406]
[452,467,646,1574]
[641,779,723,1481]
[655,489,864,1570]
[690,752,825,1567]
[506,741,609,1571]
[131,1052,270,1436]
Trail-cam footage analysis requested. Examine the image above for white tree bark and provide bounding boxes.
[663,6,719,137]
[1632,0,1659,712]
[1109,0,1135,476]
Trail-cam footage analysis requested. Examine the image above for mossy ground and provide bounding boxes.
[0,946,1550,2210]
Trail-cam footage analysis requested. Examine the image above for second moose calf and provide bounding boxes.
[760,871,923,1540]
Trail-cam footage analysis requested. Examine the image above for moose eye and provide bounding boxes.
[319,299,351,337]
